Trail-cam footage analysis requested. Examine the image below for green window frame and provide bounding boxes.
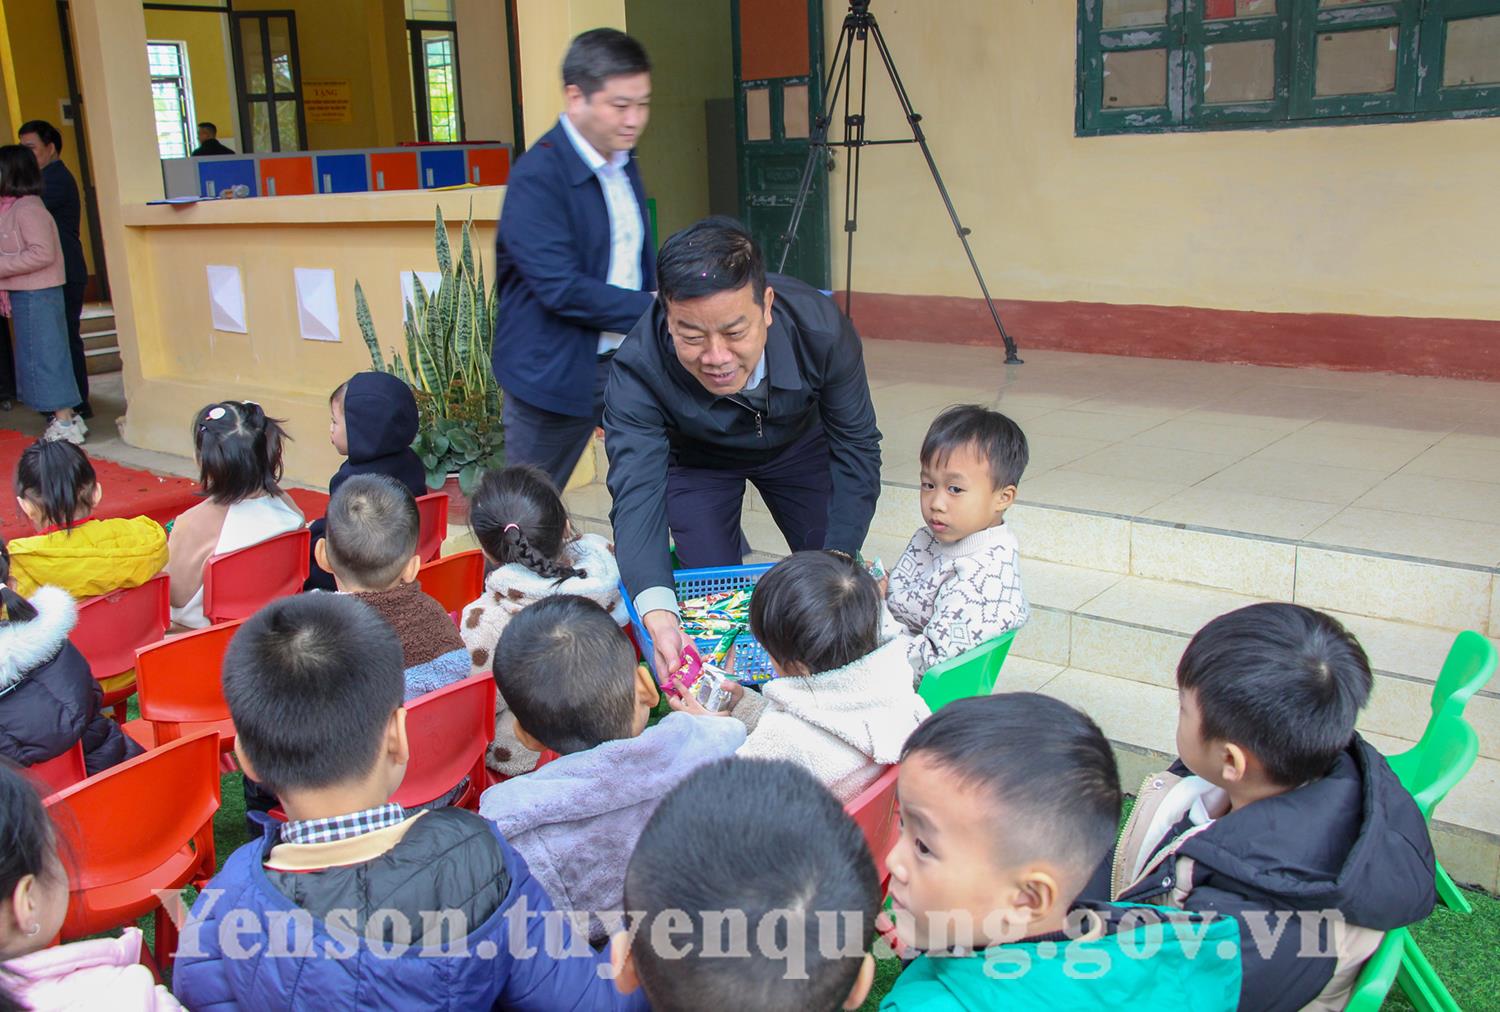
[1077,0,1500,134]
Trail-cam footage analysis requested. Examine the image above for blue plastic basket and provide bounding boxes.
[624,563,776,685]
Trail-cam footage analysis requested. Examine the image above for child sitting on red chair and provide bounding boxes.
[478,594,743,946]
[173,593,642,1011]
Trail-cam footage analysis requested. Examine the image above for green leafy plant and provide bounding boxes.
[355,204,503,494]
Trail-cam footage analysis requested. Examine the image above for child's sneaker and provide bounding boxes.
[42,415,87,444]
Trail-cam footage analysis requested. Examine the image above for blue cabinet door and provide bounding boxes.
[198,158,258,198]
[315,153,369,193]
[418,148,466,189]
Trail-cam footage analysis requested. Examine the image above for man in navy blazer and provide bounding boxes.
[492,29,655,490]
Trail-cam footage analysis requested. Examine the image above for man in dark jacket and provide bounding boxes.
[191,121,235,157]
[18,120,90,418]
[492,29,654,491]
[604,218,882,675]
[1109,603,1436,1011]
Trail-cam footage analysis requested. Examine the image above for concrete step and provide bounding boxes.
[82,326,121,375]
[1008,657,1500,895]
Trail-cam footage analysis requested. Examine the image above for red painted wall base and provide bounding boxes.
[845,291,1500,382]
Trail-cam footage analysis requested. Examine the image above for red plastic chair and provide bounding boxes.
[417,549,485,620]
[120,620,242,759]
[26,742,87,795]
[202,528,311,625]
[415,492,449,563]
[393,673,496,810]
[44,730,220,973]
[845,765,900,891]
[70,573,171,722]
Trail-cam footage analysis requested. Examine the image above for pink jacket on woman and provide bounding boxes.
[0,194,65,290]
[2,927,184,1010]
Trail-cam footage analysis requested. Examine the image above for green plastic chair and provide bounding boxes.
[918,629,1017,711]
[1345,927,1460,1012]
[1386,631,1496,914]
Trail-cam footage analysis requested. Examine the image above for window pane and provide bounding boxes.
[406,0,453,18]
[422,30,460,142]
[746,86,771,140]
[147,43,181,76]
[1204,38,1275,103]
[1315,27,1398,96]
[268,18,294,92]
[783,83,809,139]
[241,23,266,92]
[1102,0,1167,29]
[251,102,272,152]
[152,80,187,158]
[1444,15,1500,88]
[1206,0,1276,18]
[275,100,301,150]
[1103,48,1167,108]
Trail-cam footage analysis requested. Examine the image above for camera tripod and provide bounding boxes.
[777,0,1022,364]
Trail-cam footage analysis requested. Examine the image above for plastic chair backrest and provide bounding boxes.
[1429,630,1497,719]
[1344,926,1407,1012]
[44,731,221,937]
[71,573,171,679]
[392,673,496,808]
[417,550,485,617]
[415,492,449,563]
[27,742,87,796]
[135,620,243,738]
[845,766,900,887]
[1394,709,1480,819]
[918,629,1016,711]
[202,528,311,625]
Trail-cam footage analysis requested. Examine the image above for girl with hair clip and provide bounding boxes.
[460,465,627,776]
[0,761,182,1011]
[165,401,303,630]
[7,440,167,599]
[0,538,140,777]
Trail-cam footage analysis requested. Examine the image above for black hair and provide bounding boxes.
[198,121,217,133]
[0,762,57,1012]
[0,539,37,623]
[190,401,290,505]
[17,120,62,154]
[324,473,419,589]
[1177,603,1373,786]
[494,595,639,754]
[14,439,97,531]
[221,594,403,796]
[921,404,1029,490]
[624,758,879,1012]
[656,216,766,308]
[562,28,650,97]
[0,145,43,198]
[749,552,880,675]
[902,693,1122,883]
[469,465,584,583]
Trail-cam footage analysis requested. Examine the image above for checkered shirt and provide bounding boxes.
[279,802,407,846]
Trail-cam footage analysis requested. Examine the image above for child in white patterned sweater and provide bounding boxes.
[885,405,1029,681]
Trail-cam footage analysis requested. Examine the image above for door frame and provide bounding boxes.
[229,9,307,152]
[407,17,466,143]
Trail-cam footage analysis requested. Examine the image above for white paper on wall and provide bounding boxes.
[294,267,340,342]
[205,265,247,334]
[400,271,443,321]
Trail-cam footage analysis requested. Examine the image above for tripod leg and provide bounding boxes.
[776,22,853,275]
[866,21,1022,364]
[841,24,871,316]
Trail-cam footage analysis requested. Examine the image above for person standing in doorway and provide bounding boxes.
[17,121,90,420]
[492,28,654,492]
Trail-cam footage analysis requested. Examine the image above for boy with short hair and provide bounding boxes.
[1113,603,1436,1011]
[479,595,745,944]
[882,692,1241,1010]
[173,594,642,1011]
[611,757,881,1011]
[316,473,469,701]
[306,371,428,591]
[885,404,1029,678]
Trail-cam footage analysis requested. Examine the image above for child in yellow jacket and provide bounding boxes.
[8,439,167,598]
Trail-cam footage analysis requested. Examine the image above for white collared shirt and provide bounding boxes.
[559,113,644,355]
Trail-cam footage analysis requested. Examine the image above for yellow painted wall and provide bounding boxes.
[821,1,1500,323]
[514,0,628,148]
[455,0,514,142]
[625,0,732,239]
[144,8,237,150]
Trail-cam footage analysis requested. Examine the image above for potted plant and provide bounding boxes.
[355,205,502,522]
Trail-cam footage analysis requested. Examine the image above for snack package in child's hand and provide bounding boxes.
[665,644,704,697]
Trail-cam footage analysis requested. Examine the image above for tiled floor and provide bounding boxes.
[863,340,1500,568]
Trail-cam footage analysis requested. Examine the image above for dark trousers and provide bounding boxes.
[667,428,833,567]
[501,355,612,492]
[0,281,89,413]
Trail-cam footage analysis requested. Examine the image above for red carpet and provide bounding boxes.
[0,429,330,541]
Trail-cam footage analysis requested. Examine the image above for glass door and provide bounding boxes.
[231,11,306,152]
[408,20,465,142]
